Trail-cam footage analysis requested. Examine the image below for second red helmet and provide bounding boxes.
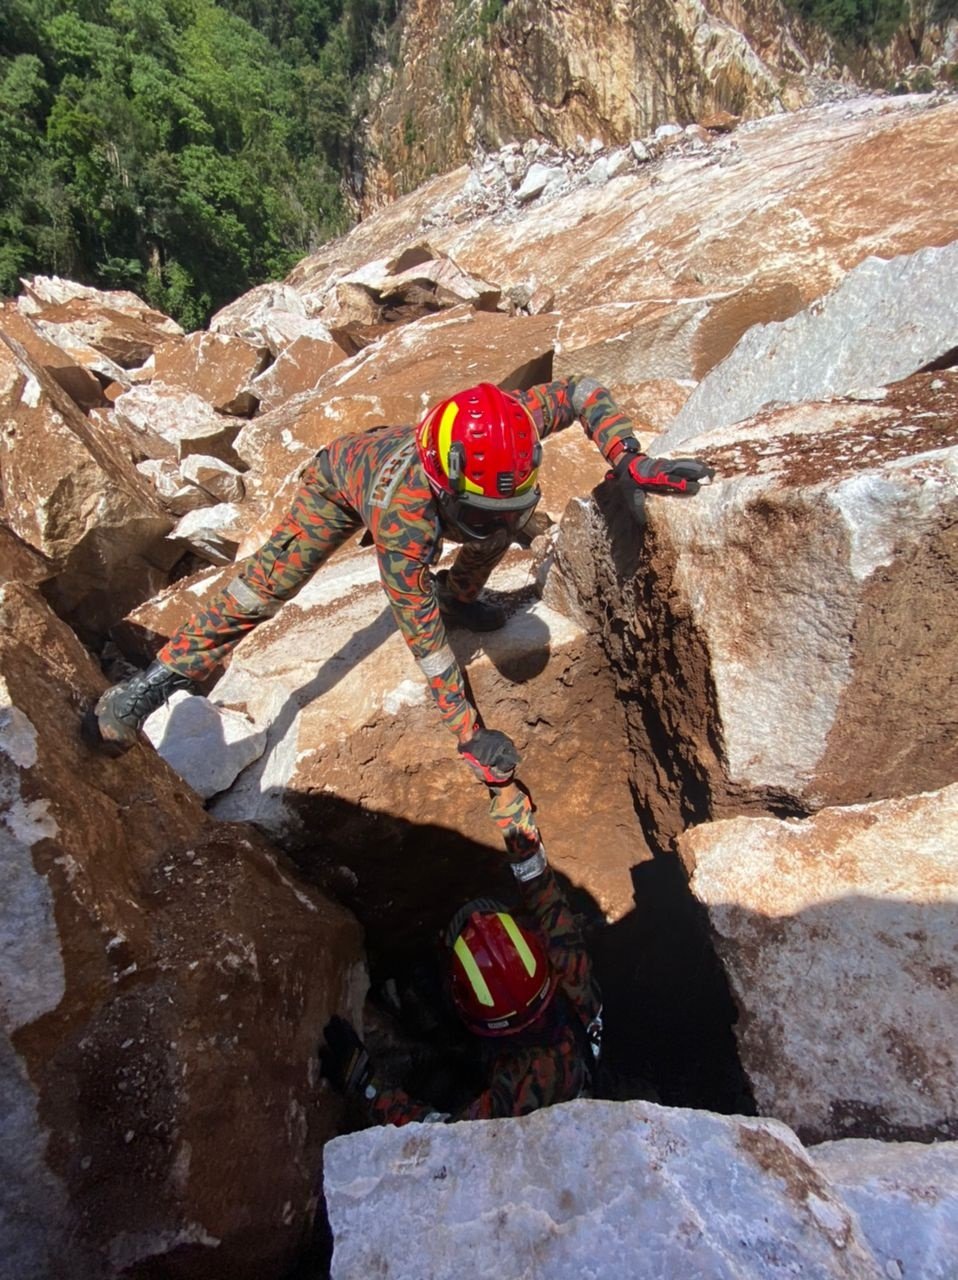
[416,383,542,540]
[445,897,557,1036]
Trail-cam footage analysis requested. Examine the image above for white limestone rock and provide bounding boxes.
[179,453,246,504]
[324,1099,885,1279]
[136,458,215,515]
[144,691,269,800]
[809,1138,958,1279]
[168,503,244,563]
[205,554,580,838]
[649,375,958,812]
[113,383,244,463]
[682,785,958,1143]
[515,164,563,202]
[659,241,958,450]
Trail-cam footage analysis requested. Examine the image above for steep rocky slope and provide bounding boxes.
[1,93,957,1276]
[356,0,958,208]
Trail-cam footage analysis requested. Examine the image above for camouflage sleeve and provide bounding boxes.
[366,1083,451,1127]
[519,866,602,1022]
[376,547,476,741]
[366,1067,523,1125]
[488,784,541,858]
[515,376,643,464]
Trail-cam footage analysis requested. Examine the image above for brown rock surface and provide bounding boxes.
[356,0,823,206]
[233,307,558,553]
[287,97,958,400]
[546,371,958,844]
[248,328,349,413]
[152,549,645,939]
[0,583,364,1279]
[112,383,246,465]
[0,339,179,637]
[152,331,270,415]
[0,305,110,411]
[18,277,183,368]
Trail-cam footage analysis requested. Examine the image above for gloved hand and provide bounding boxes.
[319,1016,373,1097]
[489,783,540,857]
[458,727,521,785]
[612,452,714,525]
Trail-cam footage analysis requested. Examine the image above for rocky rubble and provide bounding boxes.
[0,584,364,1279]
[2,93,958,1276]
[354,0,958,211]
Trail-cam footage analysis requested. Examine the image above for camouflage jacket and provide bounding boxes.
[324,377,639,740]
[366,866,603,1125]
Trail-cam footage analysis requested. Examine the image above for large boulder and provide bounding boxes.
[152,331,270,416]
[546,371,958,839]
[128,544,641,940]
[232,306,558,554]
[112,383,246,464]
[0,583,364,1279]
[658,240,958,450]
[0,302,113,411]
[17,276,183,368]
[323,1099,908,1279]
[809,1138,958,1278]
[288,97,958,398]
[0,338,178,636]
[248,326,350,413]
[681,785,958,1144]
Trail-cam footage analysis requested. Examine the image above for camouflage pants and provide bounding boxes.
[157,455,510,682]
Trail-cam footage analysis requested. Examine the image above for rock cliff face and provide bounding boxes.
[2,92,958,1276]
[356,0,956,209]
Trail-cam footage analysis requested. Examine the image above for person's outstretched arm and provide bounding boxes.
[376,546,521,787]
[516,376,714,524]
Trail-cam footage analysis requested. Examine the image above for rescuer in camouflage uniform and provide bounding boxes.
[95,376,712,788]
[319,835,604,1124]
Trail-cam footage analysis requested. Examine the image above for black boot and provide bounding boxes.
[94,660,194,753]
[434,570,506,632]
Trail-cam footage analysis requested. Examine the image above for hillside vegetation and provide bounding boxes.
[0,0,392,327]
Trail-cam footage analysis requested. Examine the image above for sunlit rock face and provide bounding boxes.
[0,338,177,639]
[1,90,956,1280]
[290,97,958,432]
[0,584,364,1280]
[133,543,642,940]
[356,0,825,208]
[681,786,958,1143]
[659,240,958,449]
[151,331,270,416]
[548,369,958,838]
[809,1138,958,1277]
[322,1098,957,1279]
[16,274,184,368]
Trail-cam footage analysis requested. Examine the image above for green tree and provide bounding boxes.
[0,0,391,325]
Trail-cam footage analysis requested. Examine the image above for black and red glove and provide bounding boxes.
[458,727,521,785]
[612,450,714,525]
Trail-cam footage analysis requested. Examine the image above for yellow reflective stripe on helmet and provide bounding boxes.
[497,912,538,976]
[453,935,495,1006]
[437,401,459,469]
[514,468,539,495]
[438,400,484,495]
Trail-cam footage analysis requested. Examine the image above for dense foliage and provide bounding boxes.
[784,0,957,46]
[0,0,392,327]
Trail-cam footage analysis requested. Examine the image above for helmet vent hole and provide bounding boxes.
[497,471,516,496]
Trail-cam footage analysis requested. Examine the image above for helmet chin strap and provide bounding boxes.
[437,492,510,542]
[436,490,541,544]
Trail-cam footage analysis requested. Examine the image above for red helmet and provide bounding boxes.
[445,898,557,1036]
[416,383,542,540]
